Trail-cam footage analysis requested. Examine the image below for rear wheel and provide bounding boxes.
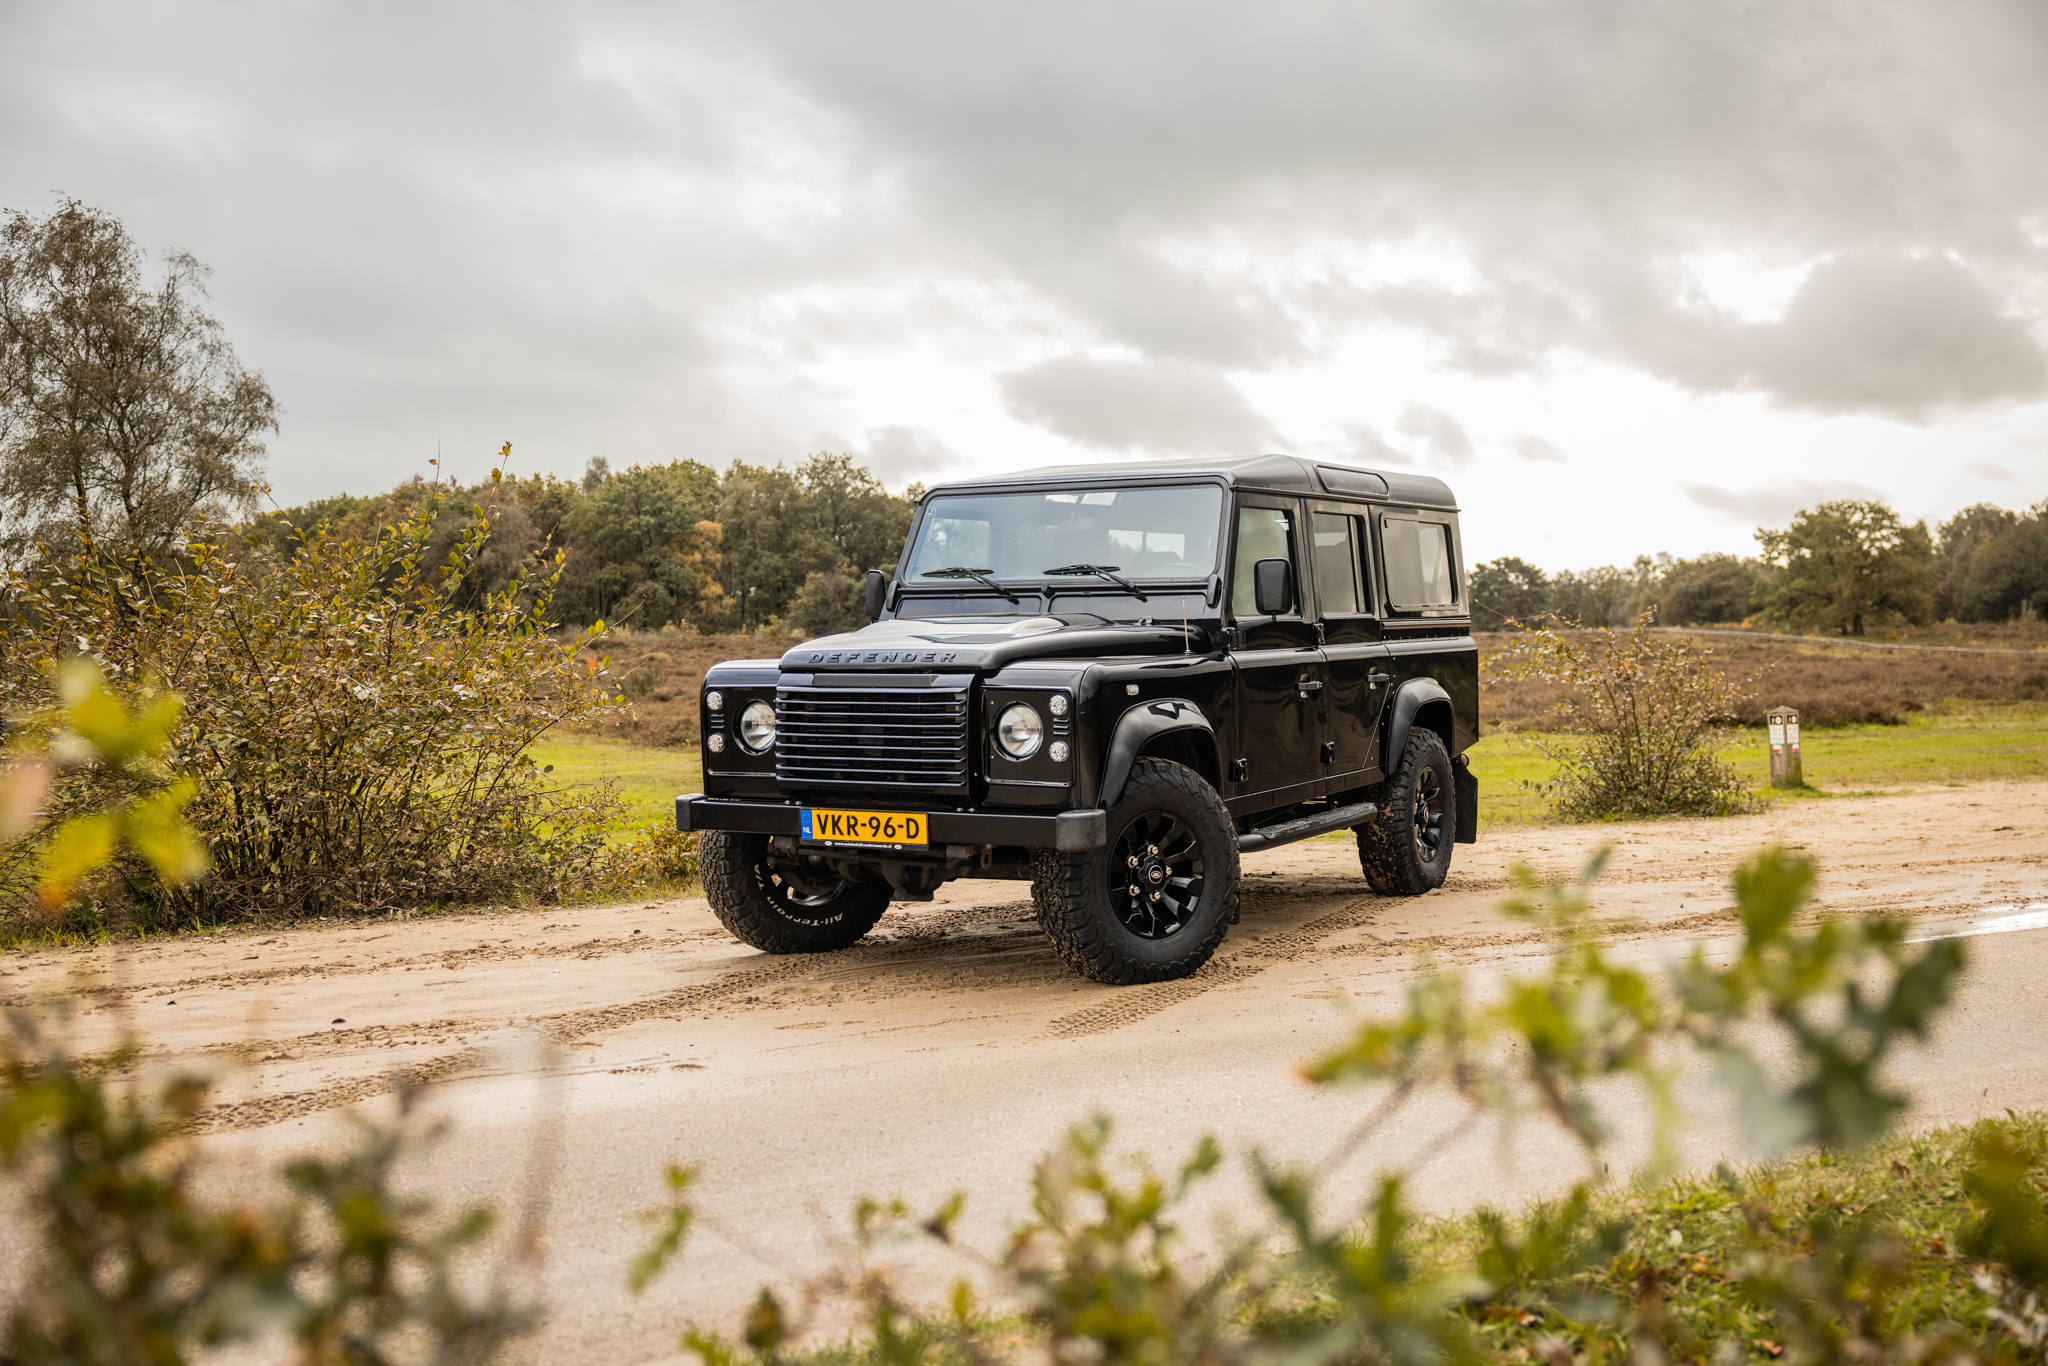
[700,831,890,953]
[1032,758,1239,984]
[1357,727,1456,895]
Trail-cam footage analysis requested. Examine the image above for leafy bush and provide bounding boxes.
[1491,612,1754,818]
[0,506,624,933]
[0,1009,537,1365]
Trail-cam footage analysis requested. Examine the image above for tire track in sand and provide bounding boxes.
[189,931,979,1134]
[1043,894,1385,1039]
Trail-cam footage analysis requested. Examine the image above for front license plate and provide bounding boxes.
[800,808,929,848]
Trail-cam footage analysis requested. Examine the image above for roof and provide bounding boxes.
[923,453,1458,510]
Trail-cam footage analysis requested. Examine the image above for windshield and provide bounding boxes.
[904,485,1226,584]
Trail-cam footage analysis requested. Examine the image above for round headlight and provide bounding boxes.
[995,702,1044,759]
[737,699,777,753]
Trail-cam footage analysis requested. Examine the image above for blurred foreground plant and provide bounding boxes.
[0,1008,536,1365]
[1,657,206,915]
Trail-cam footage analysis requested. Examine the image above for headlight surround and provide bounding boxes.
[737,699,777,753]
[995,702,1045,759]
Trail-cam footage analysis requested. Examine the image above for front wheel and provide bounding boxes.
[1356,727,1456,895]
[699,831,891,953]
[1032,758,1239,984]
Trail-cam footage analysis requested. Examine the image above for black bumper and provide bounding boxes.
[674,795,1109,852]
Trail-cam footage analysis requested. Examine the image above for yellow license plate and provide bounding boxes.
[800,808,929,847]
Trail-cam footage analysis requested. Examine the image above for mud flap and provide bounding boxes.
[1453,753,1478,843]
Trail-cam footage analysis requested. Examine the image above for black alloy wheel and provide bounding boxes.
[699,830,891,953]
[754,859,859,920]
[1032,757,1240,984]
[1355,727,1456,896]
[1108,810,1207,939]
[1411,762,1445,865]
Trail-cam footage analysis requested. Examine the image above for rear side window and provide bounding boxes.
[1310,512,1361,616]
[1230,506,1298,617]
[1381,516,1455,608]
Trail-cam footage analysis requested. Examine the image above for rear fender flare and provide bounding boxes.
[1384,679,1454,774]
[1099,699,1218,808]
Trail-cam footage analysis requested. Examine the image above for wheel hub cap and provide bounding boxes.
[1107,811,1207,939]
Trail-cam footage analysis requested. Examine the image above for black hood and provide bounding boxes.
[779,614,1201,673]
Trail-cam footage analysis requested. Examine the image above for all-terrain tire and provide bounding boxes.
[699,831,891,953]
[1356,727,1456,895]
[1031,758,1239,985]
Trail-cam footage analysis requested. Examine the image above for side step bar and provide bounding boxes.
[1237,800,1376,854]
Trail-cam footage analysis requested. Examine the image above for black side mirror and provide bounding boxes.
[863,569,887,621]
[1253,558,1293,616]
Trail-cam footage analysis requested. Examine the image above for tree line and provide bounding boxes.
[255,453,918,638]
[1472,496,2048,635]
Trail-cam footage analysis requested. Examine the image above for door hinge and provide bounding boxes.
[1229,758,1249,782]
[1320,740,1336,764]
[1314,622,1326,645]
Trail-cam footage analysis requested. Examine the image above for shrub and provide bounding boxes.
[1490,613,1754,818]
[0,1009,537,1365]
[0,506,625,933]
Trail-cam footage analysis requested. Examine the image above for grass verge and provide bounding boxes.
[530,732,703,837]
[1468,701,2048,827]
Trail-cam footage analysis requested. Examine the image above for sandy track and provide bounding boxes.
[6,781,2048,1364]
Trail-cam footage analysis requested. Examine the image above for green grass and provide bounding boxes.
[1422,1114,2042,1364]
[529,732,700,836]
[526,701,2048,840]
[1467,700,2048,828]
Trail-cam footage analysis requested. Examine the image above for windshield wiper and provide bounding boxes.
[922,566,1022,604]
[1042,563,1148,601]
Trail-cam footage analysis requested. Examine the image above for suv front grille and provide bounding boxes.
[775,684,971,796]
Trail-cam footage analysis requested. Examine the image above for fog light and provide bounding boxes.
[1049,693,1068,717]
[995,703,1044,759]
[706,733,726,754]
[706,690,724,712]
[1049,740,1070,762]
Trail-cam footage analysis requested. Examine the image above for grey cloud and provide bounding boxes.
[1396,405,1475,468]
[2013,436,2048,453]
[1328,423,1414,468]
[1681,478,1892,527]
[735,0,2048,414]
[1745,255,2046,418]
[8,0,2048,507]
[862,425,962,484]
[1963,460,2018,483]
[999,357,1277,454]
[1510,434,1570,463]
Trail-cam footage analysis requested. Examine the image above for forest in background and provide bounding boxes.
[1472,496,2048,633]
[253,451,919,640]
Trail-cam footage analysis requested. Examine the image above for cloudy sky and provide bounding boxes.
[5,0,2046,568]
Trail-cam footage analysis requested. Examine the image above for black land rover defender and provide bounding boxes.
[675,454,1479,985]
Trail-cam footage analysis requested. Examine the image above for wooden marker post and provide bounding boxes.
[1768,706,1803,789]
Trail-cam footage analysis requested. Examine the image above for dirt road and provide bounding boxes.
[7,782,2048,1365]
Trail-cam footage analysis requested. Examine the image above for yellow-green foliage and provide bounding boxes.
[0,507,625,932]
[1491,614,1755,820]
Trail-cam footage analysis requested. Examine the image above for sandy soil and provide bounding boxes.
[5,782,2048,1364]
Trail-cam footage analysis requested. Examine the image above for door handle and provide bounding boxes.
[1367,671,1393,686]
[1297,679,1324,692]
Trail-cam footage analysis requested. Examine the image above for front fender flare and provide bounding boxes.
[1384,678,1454,774]
[1099,699,1218,808]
